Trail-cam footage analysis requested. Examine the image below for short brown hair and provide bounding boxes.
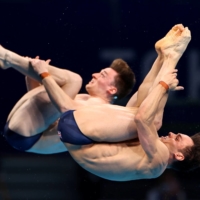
[171,132,200,172]
[109,58,136,100]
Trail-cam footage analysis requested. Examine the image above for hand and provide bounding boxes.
[34,56,51,65]
[30,59,49,75]
[161,69,184,91]
[25,55,51,64]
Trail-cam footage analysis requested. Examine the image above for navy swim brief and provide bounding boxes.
[2,121,43,151]
[57,110,94,145]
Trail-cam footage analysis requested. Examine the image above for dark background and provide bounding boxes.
[0,0,200,199]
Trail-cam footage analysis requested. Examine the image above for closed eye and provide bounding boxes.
[100,70,107,78]
[100,72,105,77]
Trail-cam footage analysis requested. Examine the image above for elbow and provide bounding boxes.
[60,70,83,87]
[135,110,150,126]
[59,102,77,114]
[75,74,83,84]
[154,116,163,131]
[71,73,83,90]
[59,107,68,114]
[135,112,144,125]
[71,72,82,83]
[69,72,82,84]
[52,102,70,114]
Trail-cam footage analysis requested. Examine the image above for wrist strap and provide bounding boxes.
[40,72,50,80]
[159,81,169,91]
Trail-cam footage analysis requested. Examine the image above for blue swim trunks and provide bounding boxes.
[2,121,43,151]
[57,110,94,145]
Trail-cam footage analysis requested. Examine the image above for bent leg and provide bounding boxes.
[3,47,82,124]
[0,47,83,153]
[3,86,66,153]
[151,27,191,130]
[4,70,81,153]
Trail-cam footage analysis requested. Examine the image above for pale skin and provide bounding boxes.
[1,58,83,154]
[0,45,129,154]
[0,24,169,154]
[31,24,190,143]
[0,24,189,157]
[30,25,192,181]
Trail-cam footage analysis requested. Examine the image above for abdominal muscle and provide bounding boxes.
[73,104,139,142]
[67,138,168,181]
[66,139,150,181]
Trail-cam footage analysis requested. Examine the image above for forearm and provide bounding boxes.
[135,84,167,125]
[134,83,168,158]
[148,57,180,95]
[154,92,168,130]
[47,65,82,88]
[25,76,41,91]
[42,75,77,113]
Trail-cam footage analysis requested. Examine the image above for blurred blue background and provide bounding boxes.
[0,0,200,199]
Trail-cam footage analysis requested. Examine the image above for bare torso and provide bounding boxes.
[66,138,169,181]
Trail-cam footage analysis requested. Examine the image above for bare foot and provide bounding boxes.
[0,45,10,69]
[173,27,191,58]
[155,24,191,60]
[165,24,184,38]
[155,26,191,64]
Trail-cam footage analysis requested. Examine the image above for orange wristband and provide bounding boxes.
[159,81,169,91]
[40,72,50,80]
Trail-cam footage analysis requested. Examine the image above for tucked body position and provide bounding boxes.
[29,25,200,181]
[1,24,185,155]
[0,47,135,154]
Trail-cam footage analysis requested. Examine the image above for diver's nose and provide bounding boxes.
[168,132,176,138]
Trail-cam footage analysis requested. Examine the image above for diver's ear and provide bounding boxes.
[174,152,185,161]
[108,86,117,95]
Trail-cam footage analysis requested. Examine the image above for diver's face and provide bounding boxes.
[86,68,118,96]
[160,132,194,153]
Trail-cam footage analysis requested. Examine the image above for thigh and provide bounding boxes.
[26,124,68,154]
[8,86,59,136]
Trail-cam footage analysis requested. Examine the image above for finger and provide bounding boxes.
[46,59,51,64]
[175,78,179,83]
[167,69,178,74]
[172,69,178,73]
[175,86,184,91]
[172,79,179,86]
[35,56,39,59]
[31,59,40,64]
